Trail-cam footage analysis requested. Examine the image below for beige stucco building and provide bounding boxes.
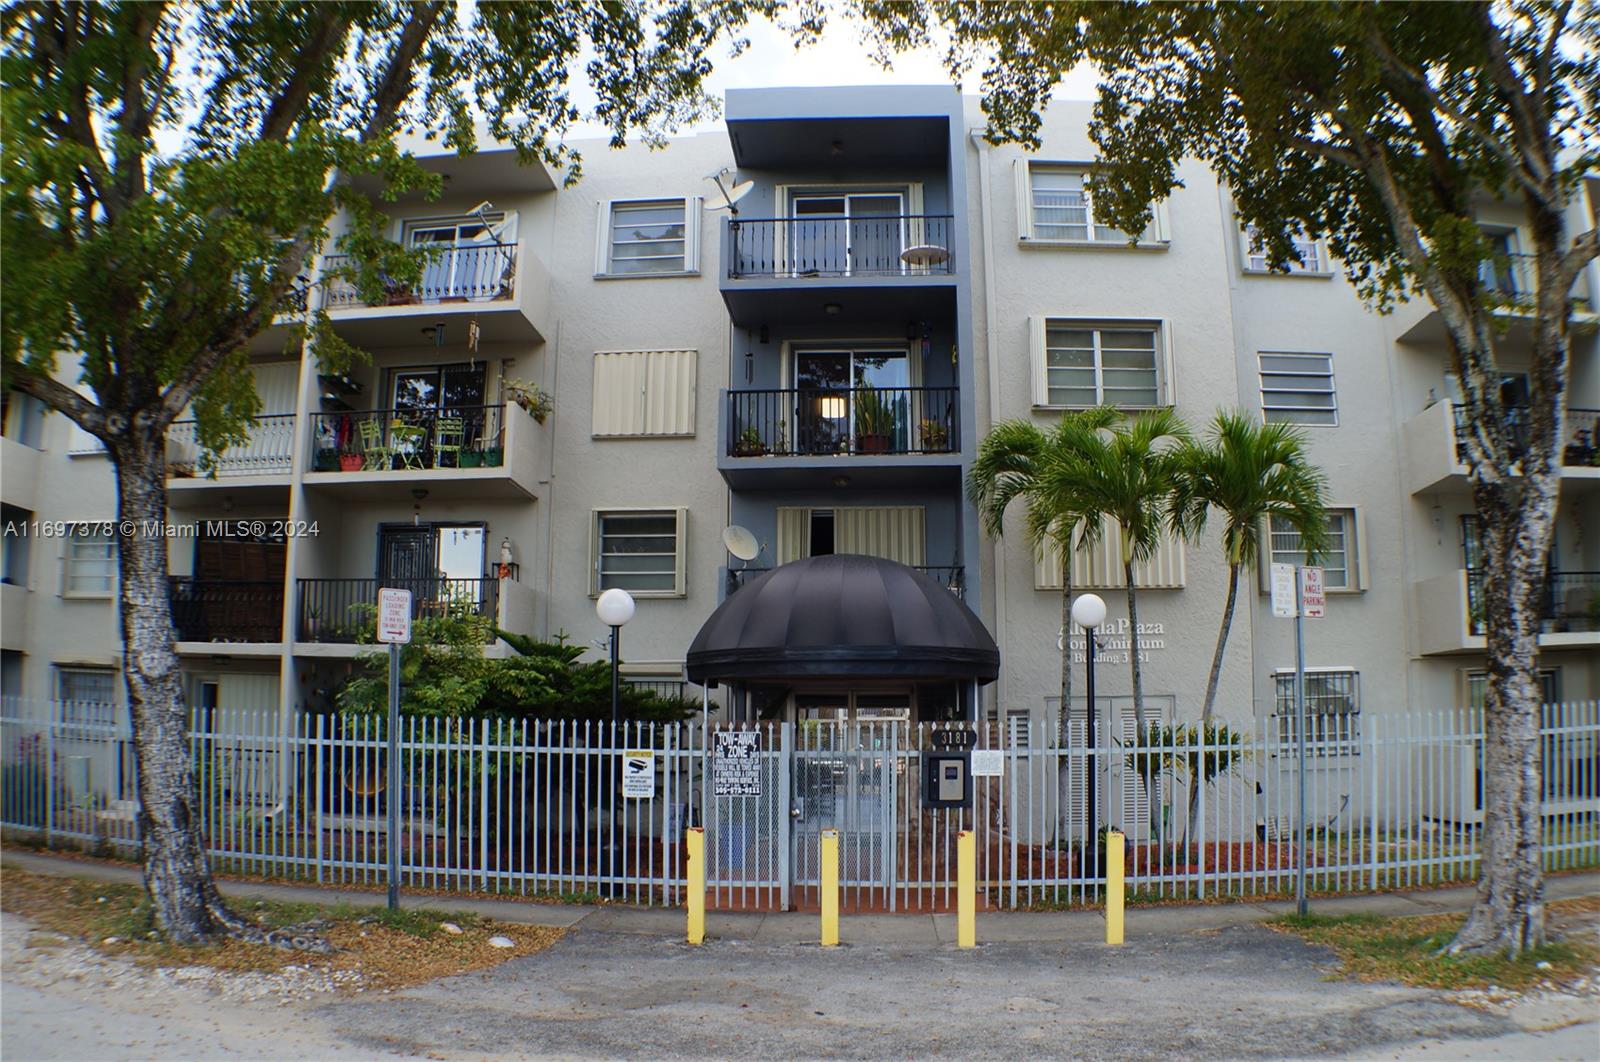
[4,85,1597,793]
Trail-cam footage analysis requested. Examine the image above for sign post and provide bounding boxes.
[376,587,412,912]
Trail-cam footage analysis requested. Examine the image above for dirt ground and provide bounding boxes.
[3,899,1597,1061]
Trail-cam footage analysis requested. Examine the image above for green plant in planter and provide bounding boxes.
[503,378,553,424]
[734,426,766,456]
[919,417,949,451]
[313,448,338,471]
[459,450,483,468]
[481,447,503,467]
[854,388,897,452]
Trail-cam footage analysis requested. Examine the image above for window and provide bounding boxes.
[1,392,44,448]
[593,509,687,597]
[1034,517,1187,590]
[64,526,115,596]
[1466,669,1558,712]
[1274,669,1360,755]
[591,350,698,437]
[1259,353,1338,426]
[598,198,700,276]
[1241,225,1326,273]
[1031,319,1167,409]
[2,505,30,586]
[1269,509,1359,590]
[56,666,117,727]
[1019,163,1167,245]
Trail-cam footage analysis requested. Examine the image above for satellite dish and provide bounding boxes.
[705,168,755,215]
[722,525,760,562]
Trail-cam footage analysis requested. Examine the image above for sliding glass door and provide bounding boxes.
[793,349,909,454]
[789,193,905,276]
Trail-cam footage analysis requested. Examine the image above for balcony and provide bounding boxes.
[1395,253,1598,344]
[294,577,497,647]
[166,415,297,502]
[1401,401,1600,494]
[1413,567,1600,655]
[169,579,284,648]
[720,216,958,327]
[718,386,962,489]
[318,242,551,345]
[727,564,964,598]
[304,403,544,500]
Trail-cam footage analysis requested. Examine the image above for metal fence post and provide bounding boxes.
[1368,714,1379,892]
[779,721,793,912]
[314,712,325,883]
[479,716,490,893]
[44,700,55,846]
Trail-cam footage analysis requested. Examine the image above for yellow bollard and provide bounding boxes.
[686,826,705,945]
[957,829,976,948]
[820,828,840,946]
[1106,828,1125,945]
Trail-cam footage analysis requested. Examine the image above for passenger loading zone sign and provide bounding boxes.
[622,751,655,799]
[712,731,762,797]
[376,588,412,644]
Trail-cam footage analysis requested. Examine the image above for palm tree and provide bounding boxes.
[968,407,1117,842]
[1050,408,1191,737]
[1170,412,1330,729]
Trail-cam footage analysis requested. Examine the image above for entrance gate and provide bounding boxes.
[703,721,907,911]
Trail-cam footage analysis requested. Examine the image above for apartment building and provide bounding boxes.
[3,85,1597,770]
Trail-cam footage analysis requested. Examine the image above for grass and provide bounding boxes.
[0,866,564,990]
[1268,895,1600,991]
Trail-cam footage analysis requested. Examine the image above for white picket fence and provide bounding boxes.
[2,698,1595,911]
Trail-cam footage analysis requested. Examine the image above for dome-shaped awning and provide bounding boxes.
[686,554,999,685]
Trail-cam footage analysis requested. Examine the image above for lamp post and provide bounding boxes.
[1070,593,1108,876]
[595,588,635,897]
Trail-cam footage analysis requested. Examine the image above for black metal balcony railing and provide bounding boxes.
[727,565,964,598]
[320,243,518,308]
[295,578,499,643]
[167,414,297,478]
[169,579,285,642]
[727,387,958,458]
[1449,405,1600,468]
[729,216,955,278]
[1466,569,1600,635]
[308,404,506,472]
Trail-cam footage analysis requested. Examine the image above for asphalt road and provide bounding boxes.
[317,926,1585,1061]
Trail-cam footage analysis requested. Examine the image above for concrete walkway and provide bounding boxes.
[5,848,1597,945]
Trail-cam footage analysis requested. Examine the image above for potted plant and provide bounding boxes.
[854,388,896,454]
[919,418,950,452]
[459,448,483,468]
[481,442,504,467]
[734,426,767,456]
[503,378,553,424]
[313,447,338,472]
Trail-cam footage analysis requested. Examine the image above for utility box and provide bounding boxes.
[923,751,972,809]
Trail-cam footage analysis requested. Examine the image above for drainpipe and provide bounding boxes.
[970,129,1008,717]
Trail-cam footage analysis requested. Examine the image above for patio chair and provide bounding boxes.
[390,420,427,470]
[434,416,465,468]
[356,418,393,471]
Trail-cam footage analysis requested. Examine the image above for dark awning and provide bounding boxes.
[686,554,1000,685]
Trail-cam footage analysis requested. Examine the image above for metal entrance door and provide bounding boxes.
[790,720,901,910]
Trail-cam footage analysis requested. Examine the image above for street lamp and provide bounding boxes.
[596,588,636,723]
[1070,592,1107,876]
[595,588,635,898]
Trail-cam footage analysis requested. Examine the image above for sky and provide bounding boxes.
[567,11,1100,138]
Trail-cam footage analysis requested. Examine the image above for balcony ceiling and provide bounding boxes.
[721,280,957,328]
[346,146,558,201]
[728,116,949,170]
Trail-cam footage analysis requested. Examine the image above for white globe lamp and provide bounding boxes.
[1070,592,1107,630]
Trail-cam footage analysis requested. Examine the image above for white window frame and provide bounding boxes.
[1259,352,1339,426]
[1273,667,1360,756]
[62,525,115,598]
[1016,161,1170,248]
[591,507,688,598]
[55,666,118,727]
[1029,317,1174,410]
[595,197,702,278]
[1262,506,1366,592]
[1240,224,1329,275]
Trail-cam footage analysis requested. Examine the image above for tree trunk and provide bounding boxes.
[1125,560,1159,837]
[1056,573,1075,846]
[113,431,246,944]
[1188,562,1241,842]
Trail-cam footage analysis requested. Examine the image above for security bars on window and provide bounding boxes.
[1044,324,1161,407]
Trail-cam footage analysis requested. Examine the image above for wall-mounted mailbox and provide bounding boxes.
[923,751,972,809]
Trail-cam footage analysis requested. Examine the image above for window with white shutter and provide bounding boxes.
[591,350,697,437]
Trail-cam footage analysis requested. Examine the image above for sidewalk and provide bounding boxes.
[5,847,1597,946]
